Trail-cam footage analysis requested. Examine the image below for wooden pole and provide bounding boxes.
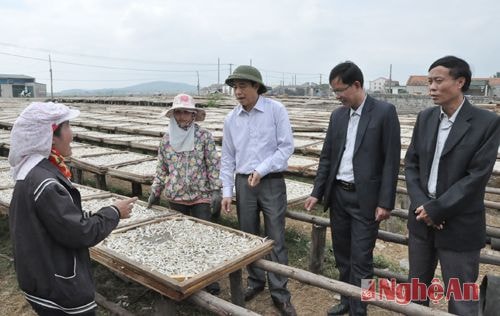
[94,292,135,316]
[253,259,454,316]
[188,291,261,316]
[309,224,326,273]
[131,182,142,197]
[229,269,245,307]
[95,174,107,190]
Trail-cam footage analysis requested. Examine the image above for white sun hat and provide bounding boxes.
[161,93,206,122]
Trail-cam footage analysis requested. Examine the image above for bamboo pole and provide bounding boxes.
[95,292,135,316]
[254,259,454,316]
[188,291,261,316]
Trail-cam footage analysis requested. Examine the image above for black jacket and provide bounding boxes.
[311,95,401,218]
[405,100,500,251]
[9,159,119,314]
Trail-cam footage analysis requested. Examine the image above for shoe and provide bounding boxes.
[327,303,349,315]
[274,300,297,316]
[205,282,220,295]
[243,286,265,301]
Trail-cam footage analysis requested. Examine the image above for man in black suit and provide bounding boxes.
[405,56,500,315]
[305,61,401,316]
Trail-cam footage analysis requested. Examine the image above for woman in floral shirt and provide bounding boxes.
[148,93,221,217]
[147,94,222,294]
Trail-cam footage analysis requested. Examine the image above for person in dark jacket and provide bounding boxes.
[8,102,137,316]
[405,56,500,315]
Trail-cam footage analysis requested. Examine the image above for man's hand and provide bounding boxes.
[415,205,434,226]
[114,197,138,219]
[375,206,391,222]
[221,197,232,213]
[248,171,262,187]
[147,194,160,208]
[304,196,319,212]
[415,205,444,229]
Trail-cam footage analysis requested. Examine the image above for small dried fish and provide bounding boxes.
[99,218,264,277]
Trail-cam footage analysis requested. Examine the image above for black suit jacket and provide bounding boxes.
[311,95,401,219]
[405,99,500,251]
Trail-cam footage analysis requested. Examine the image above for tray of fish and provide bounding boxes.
[71,152,152,173]
[70,146,120,158]
[91,215,273,300]
[0,170,15,188]
[107,159,157,183]
[73,184,110,199]
[0,188,14,212]
[82,196,175,228]
[287,155,319,173]
[285,179,314,204]
[0,157,10,170]
[130,138,161,151]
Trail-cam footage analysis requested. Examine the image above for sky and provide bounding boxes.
[0,0,499,92]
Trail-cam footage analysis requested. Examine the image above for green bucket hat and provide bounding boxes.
[225,65,267,94]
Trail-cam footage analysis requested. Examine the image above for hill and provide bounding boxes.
[56,81,197,96]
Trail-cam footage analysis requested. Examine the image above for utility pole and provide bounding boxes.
[49,54,54,100]
[388,64,392,94]
[282,72,285,94]
[319,74,322,85]
[217,57,220,86]
[250,59,252,66]
[228,63,233,95]
[196,71,200,96]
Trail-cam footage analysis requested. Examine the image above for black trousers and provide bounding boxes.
[235,173,291,304]
[28,301,96,316]
[330,184,379,316]
[168,201,211,221]
[408,231,480,315]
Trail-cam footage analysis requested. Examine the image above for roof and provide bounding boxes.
[371,77,388,82]
[470,79,489,86]
[406,75,427,86]
[0,74,35,80]
[406,75,500,87]
[488,78,500,86]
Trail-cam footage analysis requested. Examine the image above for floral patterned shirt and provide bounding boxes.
[151,124,221,203]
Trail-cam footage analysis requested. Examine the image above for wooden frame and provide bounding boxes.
[91,215,273,301]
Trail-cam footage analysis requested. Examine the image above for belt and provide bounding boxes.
[335,179,356,192]
[237,172,283,180]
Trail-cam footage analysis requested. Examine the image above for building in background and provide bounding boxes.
[488,78,500,98]
[369,77,403,94]
[0,74,46,98]
[405,75,428,95]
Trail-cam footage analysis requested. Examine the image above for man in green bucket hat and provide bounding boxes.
[220,65,296,316]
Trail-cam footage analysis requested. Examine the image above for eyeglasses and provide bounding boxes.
[331,84,352,95]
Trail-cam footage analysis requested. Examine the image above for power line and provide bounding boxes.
[0,51,224,73]
[0,41,225,66]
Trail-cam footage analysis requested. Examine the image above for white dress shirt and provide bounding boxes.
[427,98,465,197]
[220,96,294,198]
[336,96,366,183]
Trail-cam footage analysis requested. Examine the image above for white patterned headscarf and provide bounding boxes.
[8,102,80,180]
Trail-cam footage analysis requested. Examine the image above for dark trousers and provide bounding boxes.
[408,232,480,315]
[235,173,291,304]
[330,185,379,316]
[168,201,211,221]
[28,301,96,316]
